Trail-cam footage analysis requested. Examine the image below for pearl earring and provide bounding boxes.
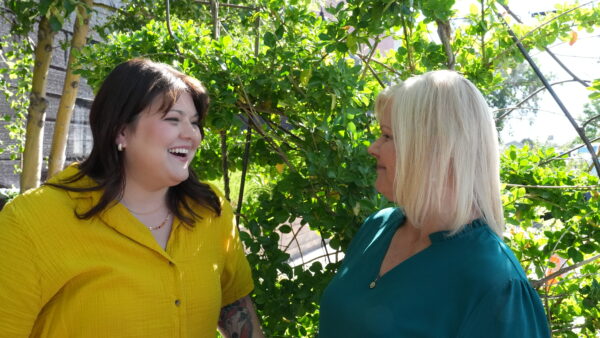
[117,143,124,151]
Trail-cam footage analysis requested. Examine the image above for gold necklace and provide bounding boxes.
[147,212,171,231]
[124,205,163,215]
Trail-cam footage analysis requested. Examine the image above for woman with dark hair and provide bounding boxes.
[0,58,264,337]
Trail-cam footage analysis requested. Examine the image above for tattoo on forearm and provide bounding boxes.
[219,297,254,338]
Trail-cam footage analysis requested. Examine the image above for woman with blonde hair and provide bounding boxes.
[319,70,550,337]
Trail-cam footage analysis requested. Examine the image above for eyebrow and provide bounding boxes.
[169,109,199,119]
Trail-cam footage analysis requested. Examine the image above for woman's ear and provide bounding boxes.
[115,125,129,149]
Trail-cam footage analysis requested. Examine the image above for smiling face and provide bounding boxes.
[368,111,397,202]
[116,91,201,191]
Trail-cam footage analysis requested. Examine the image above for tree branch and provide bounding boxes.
[436,18,454,70]
[235,78,298,172]
[494,1,596,65]
[92,2,119,12]
[505,183,599,190]
[220,130,230,201]
[545,48,590,87]
[357,53,385,88]
[195,0,258,11]
[235,127,252,227]
[165,0,182,55]
[539,135,600,165]
[480,0,486,65]
[531,253,600,288]
[359,38,380,81]
[552,324,589,334]
[495,79,584,122]
[357,55,402,76]
[496,9,600,176]
[500,3,590,88]
[582,113,600,129]
[400,14,415,73]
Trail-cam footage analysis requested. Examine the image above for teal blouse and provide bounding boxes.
[319,208,550,338]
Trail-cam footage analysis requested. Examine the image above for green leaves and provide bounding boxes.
[589,79,600,100]
[263,31,277,47]
[502,145,600,335]
[6,0,599,335]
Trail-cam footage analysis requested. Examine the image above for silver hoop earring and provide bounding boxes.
[117,143,124,151]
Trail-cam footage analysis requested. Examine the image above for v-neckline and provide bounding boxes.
[371,213,488,287]
[376,226,433,283]
[370,212,439,288]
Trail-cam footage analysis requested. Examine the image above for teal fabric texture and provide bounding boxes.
[319,208,551,338]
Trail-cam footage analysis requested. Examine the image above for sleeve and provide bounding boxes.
[458,280,551,338]
[218,198,254,306]
[0,199,42,337]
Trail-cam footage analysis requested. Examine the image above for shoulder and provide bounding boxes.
[458,277,550,337]
[0,166,94,234]
[1,184,73,222]
[188,182,235,229]
[452,226,529,288]
[365,207,404,226]
[359,207,404,236]
[0,185,75,253]
[203,182,227,204]
[343,207,403,256]
[201,182,233,215]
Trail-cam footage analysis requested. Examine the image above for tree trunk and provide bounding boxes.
[47,0,93,178]
[20,16,57,192]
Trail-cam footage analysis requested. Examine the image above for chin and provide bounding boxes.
[168,172,190,186]
[375,186,395,202]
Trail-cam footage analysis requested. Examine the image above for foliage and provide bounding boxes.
[501,145,600,336]
[578,101,600,141]
[488,61,545,131]
[3,0,600,336]
[0,33,32,164]
[2,0,88,34]
[590,79,600,100]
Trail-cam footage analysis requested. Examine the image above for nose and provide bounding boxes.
[180,120,200,140]
[368,138,380,158]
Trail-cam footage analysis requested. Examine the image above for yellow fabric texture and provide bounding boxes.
[0,165,254,337]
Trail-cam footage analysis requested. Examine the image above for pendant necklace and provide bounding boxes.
[146,212,171,231]
[369,274,381,289]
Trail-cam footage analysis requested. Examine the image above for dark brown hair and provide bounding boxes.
[46,58,221,223]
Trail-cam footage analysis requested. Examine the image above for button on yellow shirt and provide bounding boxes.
[0,166,254,337]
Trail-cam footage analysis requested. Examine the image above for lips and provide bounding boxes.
[168,147,192,161]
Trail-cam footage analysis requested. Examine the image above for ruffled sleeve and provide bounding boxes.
[458,279,551,338]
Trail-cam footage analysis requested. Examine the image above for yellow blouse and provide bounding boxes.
[0,166,254,337]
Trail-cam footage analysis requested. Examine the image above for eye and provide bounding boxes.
[164,116,179,123]
[382,133,393,140]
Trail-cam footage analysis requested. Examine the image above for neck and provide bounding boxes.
[120,178,169,214]
[405,212,479,244]
[403,215,453,244]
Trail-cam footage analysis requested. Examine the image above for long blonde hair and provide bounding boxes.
[375,70,504,235]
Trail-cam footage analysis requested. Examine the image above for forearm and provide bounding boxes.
[218,295,264,338]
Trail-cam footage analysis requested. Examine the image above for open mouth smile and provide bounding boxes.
[168,147,191,160]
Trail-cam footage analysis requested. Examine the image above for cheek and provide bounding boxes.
[382,143,396,163]
[147,124,174,142]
